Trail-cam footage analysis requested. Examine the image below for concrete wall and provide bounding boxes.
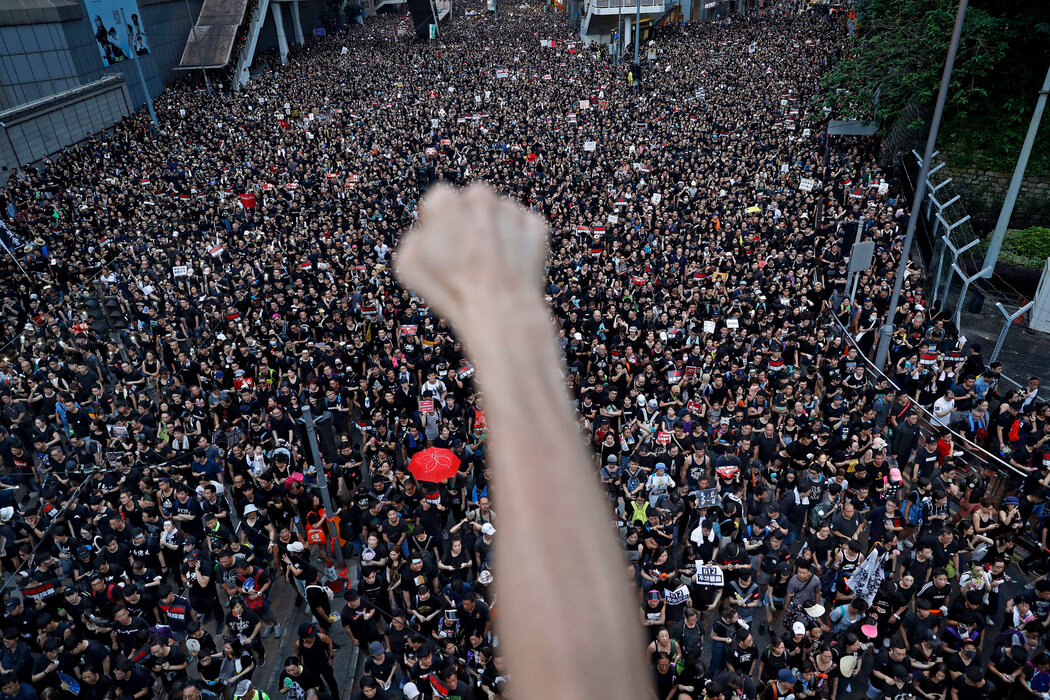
[0,0,206,111]
[0,0,328,172]
[0,75,133,172]
[944,159,1050,230]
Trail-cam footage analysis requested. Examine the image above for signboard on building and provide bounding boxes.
[86,0,150,66]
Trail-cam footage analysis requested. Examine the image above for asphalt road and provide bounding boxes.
[251,557,366,697]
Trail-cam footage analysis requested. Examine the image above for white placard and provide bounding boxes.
[703,320,716,334]
[583,141,597,152]
[172,266,191,277]
[726,318,740,329]
[694,565,724,587]
[799,178,815,192]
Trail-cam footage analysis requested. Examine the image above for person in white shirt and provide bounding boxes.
[645,463,675,508]
[931,390,955,428]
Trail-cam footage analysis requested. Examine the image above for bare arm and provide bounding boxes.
[396,184,649,700]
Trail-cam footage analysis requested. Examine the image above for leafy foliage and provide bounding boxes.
[823,0,1050,174]
[976,227,1050,270]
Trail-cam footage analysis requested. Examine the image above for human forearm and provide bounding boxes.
[397,185,649,700]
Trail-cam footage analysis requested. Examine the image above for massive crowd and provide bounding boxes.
[0,0,1048,699]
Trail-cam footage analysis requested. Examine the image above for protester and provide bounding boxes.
[0,0,1044,699]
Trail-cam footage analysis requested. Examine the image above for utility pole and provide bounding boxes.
[874,0,968,370]
[980,62,1050,276]
[616,0,623,66]
[183,0,212,94]
[299,405,345,566]
[120,8,158,127]
[633,0,640,65]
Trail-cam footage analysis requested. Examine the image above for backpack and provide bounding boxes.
[819,565,839,596]
[906,491,928,526]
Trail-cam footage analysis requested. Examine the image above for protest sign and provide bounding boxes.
[695,566,725,587]
[695,488,720,509]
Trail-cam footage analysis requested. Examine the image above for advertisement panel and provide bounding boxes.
[87,0,150,65]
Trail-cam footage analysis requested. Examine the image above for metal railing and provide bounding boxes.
[824,311,1028,489]
[590,0,666,9]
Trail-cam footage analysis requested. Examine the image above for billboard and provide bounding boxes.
[87,0,150,66]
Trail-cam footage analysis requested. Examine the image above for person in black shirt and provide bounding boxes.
[651,652,679,700]
[726,630,757,676]
[111,606,150,661]
[341,592,382,650]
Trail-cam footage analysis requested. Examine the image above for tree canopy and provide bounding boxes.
[823,0,1050,174]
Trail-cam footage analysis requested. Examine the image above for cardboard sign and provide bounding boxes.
[878,181,890,195]
[695,565,725,587]
[656,430,672,445]
[695,488,720,509]
[685,366,699,378]
[799,178,815,192]
[579,99,590,110]
[418,399,434,413]
[583,141,597,152]
[172,266,191,277]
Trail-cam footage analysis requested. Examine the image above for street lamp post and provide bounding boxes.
[120,8,158,127]
[874,0,969,370]
[633,0,639,65]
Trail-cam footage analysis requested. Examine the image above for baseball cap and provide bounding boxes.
[403,682,421,699]
[233,680,252,698]
[888,468,903,482]
[792,621,806,635]
[368,641,385,656]
[481,523,496,536]
[287,542,305,553]
[778,668,797,683]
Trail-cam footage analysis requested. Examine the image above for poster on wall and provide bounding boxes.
[86,0,150,65]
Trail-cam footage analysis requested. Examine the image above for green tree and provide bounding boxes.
[823,0,1050,173]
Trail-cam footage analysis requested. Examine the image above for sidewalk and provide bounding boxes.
[955,287,1050,396]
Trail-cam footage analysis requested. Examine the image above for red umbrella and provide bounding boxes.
[408,447,461,483]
